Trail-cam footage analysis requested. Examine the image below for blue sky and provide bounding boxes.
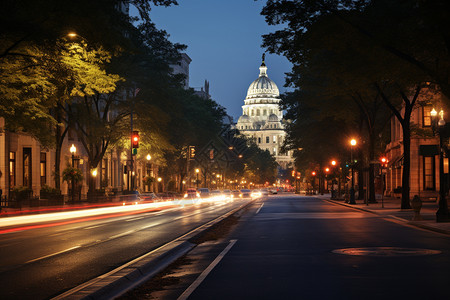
[147,0,292,120]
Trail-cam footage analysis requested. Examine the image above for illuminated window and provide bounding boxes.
[423,106,432,127]
[423,156,435,190]
[40,153,46,186]
[23,148,32,188]
[9,152,15,187]
[273,136,277,143]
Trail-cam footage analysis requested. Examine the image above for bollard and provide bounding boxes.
[410,195,423,221]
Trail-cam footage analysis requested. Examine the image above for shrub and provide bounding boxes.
[62,165,84,183]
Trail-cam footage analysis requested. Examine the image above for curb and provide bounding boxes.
[324,198,450,236]
[53,199,256,300]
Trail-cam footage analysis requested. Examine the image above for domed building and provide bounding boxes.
[236,56,293,169]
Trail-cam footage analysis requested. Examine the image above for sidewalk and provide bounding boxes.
[316,193,450,235]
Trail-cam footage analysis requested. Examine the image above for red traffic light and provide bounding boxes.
[132,131,139,148]
[380,156,389,167]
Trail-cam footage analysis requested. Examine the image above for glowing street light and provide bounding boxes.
[349,138,357,204]
[69,144,77,203]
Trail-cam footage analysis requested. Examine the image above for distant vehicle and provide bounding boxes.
[140,192,158,202]
[184,188,200,199]
[251,189,262,198]
[269,188,278,194]
[121,190,141,205]
[232,190,241,198]
[260,188,270,196]
[240,189,252,199]
[197,188,210,199]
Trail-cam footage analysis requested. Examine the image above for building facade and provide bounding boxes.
[384,87,448,199]
[235,57,294,169]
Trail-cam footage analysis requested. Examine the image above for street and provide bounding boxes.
[154,194,450,300]
[0,199,250,299]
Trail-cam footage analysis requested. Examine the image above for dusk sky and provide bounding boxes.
[146,0,292,121]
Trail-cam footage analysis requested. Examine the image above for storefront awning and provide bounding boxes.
[419,145,439,156]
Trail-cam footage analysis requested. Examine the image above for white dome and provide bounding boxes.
[238,114,251,123]
[246,64,279,99]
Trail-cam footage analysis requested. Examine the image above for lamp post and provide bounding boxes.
[349,139,357,204]
[70,144,76,203]
[195,168,200,189]
[431,108,450,222]
[311,171,316,194]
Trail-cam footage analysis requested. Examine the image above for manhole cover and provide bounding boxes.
[332,247,441,257]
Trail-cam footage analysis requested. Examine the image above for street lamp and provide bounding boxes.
[431,108,450,222]
[195,168,200,189]
[69,144,77,203]
[349,138,357,204]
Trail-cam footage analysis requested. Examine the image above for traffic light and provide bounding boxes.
[312,171,316,176]
[380,156,389,167]
[189,146,196,159]
[131,131,139,148]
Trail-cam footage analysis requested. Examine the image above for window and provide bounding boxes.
[258,137,261,143]
[9,152,16,187]
[256,109,260,116]
[40,153,46,186]
[23,148,32,188]
[273,147,277,155]
[263,109,267,116]
[423,106,432,127]
[266,136,270,143]
[423,156,435,190]
[251,110,254,116]
[273,136,277,143]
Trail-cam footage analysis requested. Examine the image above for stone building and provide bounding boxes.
[235,56,293,169]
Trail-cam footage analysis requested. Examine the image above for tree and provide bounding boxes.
[261,0,430,208]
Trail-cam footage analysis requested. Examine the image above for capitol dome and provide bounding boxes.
[245,62,280,99]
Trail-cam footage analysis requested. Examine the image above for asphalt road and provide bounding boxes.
[0,198,250,299]
[186,194,450,300]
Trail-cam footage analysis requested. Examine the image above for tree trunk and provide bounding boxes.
[401,125,412,209]
[368,130,376,203]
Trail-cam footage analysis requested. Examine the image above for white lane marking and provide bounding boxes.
[126,216,145,222]
[178,239,238,300]
[140,222,162,230]
[255,203,264,214]
[84,224,105,230]
[107,230,135,240]
[26,246,81,264]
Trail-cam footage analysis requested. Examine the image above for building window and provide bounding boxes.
[9,152,16,187]
[423,106,432,127]
[258,137,261,143]
[40,153,46,186]
[256,109,260,116]
[273,136,277,143]
[266,136,270,143]
[263,109,267,116]
[23,148,32,188]
[251,110,254,116]
[423,156,435,190]
[273,147,277,155]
